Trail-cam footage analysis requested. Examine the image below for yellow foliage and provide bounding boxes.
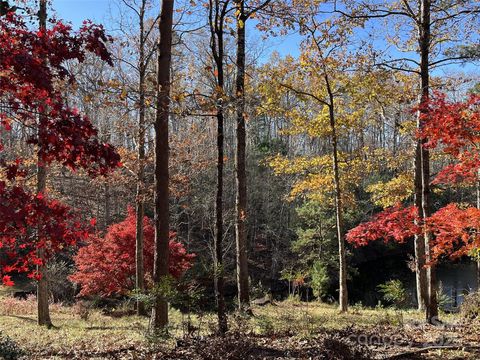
[269,152,367,207]
[366,172,413,208]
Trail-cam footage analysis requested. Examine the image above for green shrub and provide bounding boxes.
[311,261,330,300]
[256,314,275,335]
[377,279,408,308]
[437,281,453,310]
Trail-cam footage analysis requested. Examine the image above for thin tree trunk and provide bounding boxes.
[105,182,111,228]
[209,0,228,333]
[37,0,52,328]
[214,94,227,332]
[135,0,147,317]
[477,170,480,289]
[150,0,174,331]
[417,0,437,323]
[234,0,250,310]
[414,141,428,312]
[325,75,348,313]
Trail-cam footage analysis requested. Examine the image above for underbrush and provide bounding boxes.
[461,290,480,321]
[0,295,64,316]
[0,293,472,359]
[0,332,24,360]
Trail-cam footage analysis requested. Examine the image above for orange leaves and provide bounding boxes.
[347,202,480,264]
[350,93,480,262]
[418,92,480,184]
[346,204,419,246]
[427,204,480,261]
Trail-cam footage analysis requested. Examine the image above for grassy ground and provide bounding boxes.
[0,290,478,359]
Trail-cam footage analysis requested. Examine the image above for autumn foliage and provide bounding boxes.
[0,188,90,286]
[419,92,480,184]
[0,13,120,174]
[345,205,419,246]
[0,13,120,285]
[69,208,196,297]
[347,94,480,262]
[427,204,480,260]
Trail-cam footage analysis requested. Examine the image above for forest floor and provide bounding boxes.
[1,291,479,359]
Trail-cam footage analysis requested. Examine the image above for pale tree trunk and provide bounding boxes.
[37,0,52,328]
[150,0,174,331]
[105,182,110,228]
[325,75,348,312]
[209,0,228,333]
[234,0,250,310]
[135,0,147,317]
[417,0,438,323]
[413,154,428,313]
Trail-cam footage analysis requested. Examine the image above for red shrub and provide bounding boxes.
[69,208,195,297]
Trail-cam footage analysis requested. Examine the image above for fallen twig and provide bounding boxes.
[384,344,480,359]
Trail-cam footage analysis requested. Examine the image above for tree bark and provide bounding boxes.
[325,75,348,313]
[150,0,174,331]
[37,0,52,328]
[209,0,228,333]
[105,182,110,228]
[477,170,480,290]
[234,0,250,310]
[417,0,437,323]
[135,0,147,317]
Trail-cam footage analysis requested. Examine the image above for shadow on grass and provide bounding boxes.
[1,315,144,332]
[85,325,144,331]
[2,314,37,323]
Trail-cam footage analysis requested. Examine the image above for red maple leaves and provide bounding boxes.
[346,205,419,246]
[0,13,120,176]
[419,92,480,184]
[347,93,480,262]
[0,13,120,285]
[0,184,92,285]
[69,207,196,297]
[427,204,480,260]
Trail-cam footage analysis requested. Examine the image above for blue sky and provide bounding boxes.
[52,0,112,26]
[39,0,478,78]
[50,0,301,59]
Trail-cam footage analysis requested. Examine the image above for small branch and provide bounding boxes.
[385,344,480,360]
[279,83,330,107]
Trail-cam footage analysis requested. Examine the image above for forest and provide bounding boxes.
[0,0,480,359]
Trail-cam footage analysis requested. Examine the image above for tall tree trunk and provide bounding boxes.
[105,182,111,228]
[325,75,348,313]
[135,0,147,317]
[417,0,437,323]
[234,0,250,310]
[150,0,174,331]
[209,0,228,333]
[413,167,428,313]
[37,0,52,328]
[477,170,480,289]
[214,92,227,333]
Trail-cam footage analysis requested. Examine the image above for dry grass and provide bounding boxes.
[250,299,459,336]
[0,292,214,355]
[0,289,473,359]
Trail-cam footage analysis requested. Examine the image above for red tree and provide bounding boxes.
[69,207,195,297]
[347,93,480,262]
[419,92,480,185]
[0,11,120,285]
[346,205,419,246]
